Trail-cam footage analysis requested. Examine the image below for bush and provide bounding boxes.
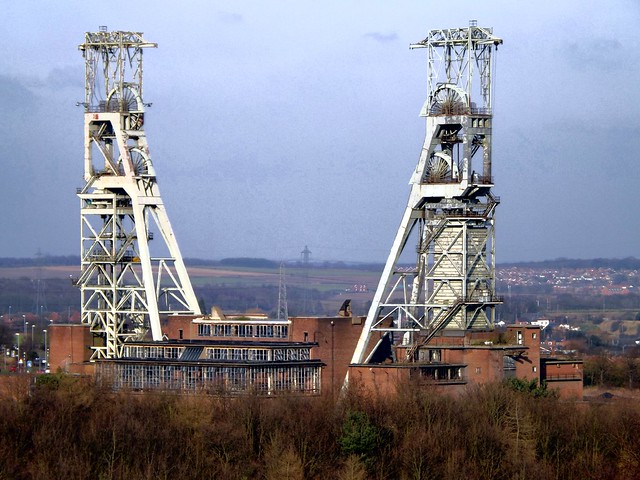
[504,377,556,398]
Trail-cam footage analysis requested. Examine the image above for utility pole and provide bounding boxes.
[277,262,289,321]
[301,246,311,313]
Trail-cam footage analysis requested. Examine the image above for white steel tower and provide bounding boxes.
[77,28,200,359]
[352,22,503,365]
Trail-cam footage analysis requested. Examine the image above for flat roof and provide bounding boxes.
[350,363,467,369]
[125,339,318,348]
[99,358,325,368]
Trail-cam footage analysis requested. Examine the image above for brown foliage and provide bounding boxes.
[1,376,640,479]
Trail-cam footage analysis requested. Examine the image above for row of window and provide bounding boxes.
[204,347,311,362]
[123,346,182,359]
[206,348,269,361]
[197,323,289,339]
[418,366,463,382]
[99,363,321,394]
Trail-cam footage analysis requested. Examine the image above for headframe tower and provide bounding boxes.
[351,22,503,365]
[77,28,200,359]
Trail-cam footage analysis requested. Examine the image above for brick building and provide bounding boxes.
[349,324,582,399]
[49,307,583,398]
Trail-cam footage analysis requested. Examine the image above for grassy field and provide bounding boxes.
[0,263,383,317]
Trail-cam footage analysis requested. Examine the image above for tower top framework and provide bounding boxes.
[410,21,502,115]
[79,27,157,112]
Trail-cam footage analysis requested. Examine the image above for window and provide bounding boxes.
[532,332,537,339]
[148,346,161,358]
[238,325,254,337]
[179,329,183,340]
[532,366,537,373]
[165,347,180,359]
[212,348,228,360]
[475,367,482,374]
[198,324,211,337]
[252,349,268,361]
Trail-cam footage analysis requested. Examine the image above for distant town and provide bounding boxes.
[497,258,639,296]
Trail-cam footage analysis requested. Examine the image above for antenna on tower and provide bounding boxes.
[277,262,288,321]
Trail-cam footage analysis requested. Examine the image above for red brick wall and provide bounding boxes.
[439,347,506,384]
[289,316,366,397]
[507,326,541,382]
[49,324,94,374]
[163,315,199,340]
[542,359,584,399]
[464,349,504,384]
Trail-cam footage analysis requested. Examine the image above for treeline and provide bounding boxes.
[0,255,78,267]
[1,255,639,271]
[187,257,385,271]
[584,353,640,389]
[1,375,639,479]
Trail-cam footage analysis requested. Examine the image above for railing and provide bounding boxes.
[423,174,494,185]
[86,102,140,113]
[425,176,462,185]
[472,174,494,185]
[545,373,583,381]
[470,107,492,115]
[427,106,492,116]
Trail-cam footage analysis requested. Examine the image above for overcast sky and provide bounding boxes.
[0,0,638,263]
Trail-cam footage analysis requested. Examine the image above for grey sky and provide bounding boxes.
[0,0,638,263]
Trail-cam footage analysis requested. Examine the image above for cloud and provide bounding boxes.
[562,37,626,71]
[45,65,84,89]
[216,11,243,24]
[364,32,398,43]
[0,75,38,112]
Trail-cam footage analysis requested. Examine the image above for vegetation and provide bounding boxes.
[218,257,280,269]
[503,377,555,398]
[1,376,639,479]
[0,255,78,268]
[583,353,640,389]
